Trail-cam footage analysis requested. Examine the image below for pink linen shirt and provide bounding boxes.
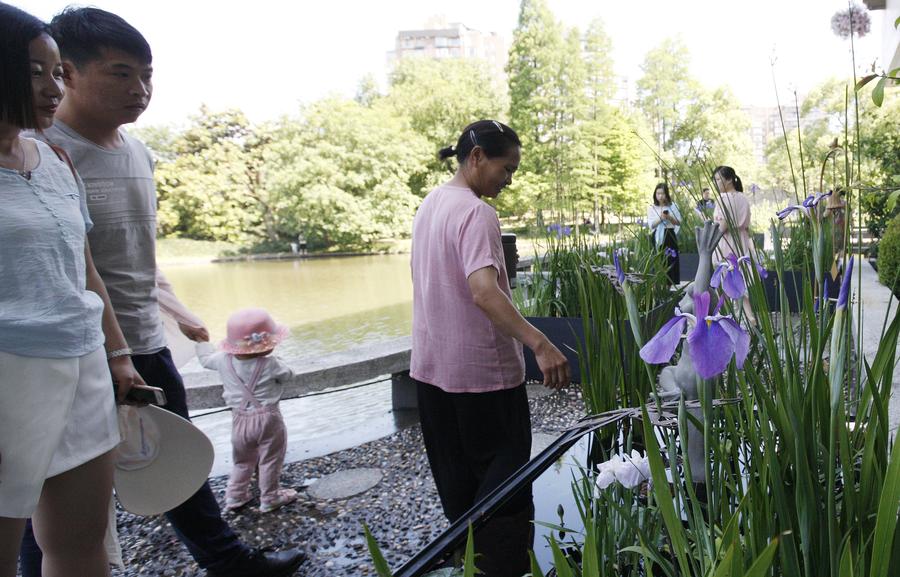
[714,192,754,261]
[410,184,525,393]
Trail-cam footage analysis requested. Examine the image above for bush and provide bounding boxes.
[877,213,900,295]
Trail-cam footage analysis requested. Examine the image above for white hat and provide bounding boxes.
[113,405,214,516]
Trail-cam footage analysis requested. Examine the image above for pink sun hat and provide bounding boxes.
[219,308,290,355]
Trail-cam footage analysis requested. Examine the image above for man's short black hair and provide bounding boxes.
[0,2,49,128]
[50,6,152,69]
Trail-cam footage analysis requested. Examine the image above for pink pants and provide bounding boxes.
[226,404,288,503]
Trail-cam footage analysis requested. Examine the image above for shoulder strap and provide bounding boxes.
[47,143,78,182]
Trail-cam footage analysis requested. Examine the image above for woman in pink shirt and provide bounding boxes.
[712,165,757,324]
[712,165,753,261]
[410,120,569,576]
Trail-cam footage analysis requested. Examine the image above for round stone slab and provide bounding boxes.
[307,468,383,500]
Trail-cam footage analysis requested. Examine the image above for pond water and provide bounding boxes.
[161,254,414,361]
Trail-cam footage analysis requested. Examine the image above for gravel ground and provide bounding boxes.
[104,386,586,576]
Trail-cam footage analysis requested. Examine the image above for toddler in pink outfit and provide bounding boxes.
[196,308,298,513]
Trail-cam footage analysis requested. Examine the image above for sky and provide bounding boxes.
[21,0,887,128]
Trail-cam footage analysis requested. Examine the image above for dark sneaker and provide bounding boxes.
[207,548,307,577]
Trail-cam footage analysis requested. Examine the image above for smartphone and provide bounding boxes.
[663,209,669,215]
[123,384,167,405]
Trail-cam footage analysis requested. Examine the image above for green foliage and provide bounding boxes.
[506,4,656,223]
[152,99,434,252]
[363,523,393,577]
[365,523,481,577]
[266,98,432,250]
[153,108,276,244]
[672,86,759,185]
[877,213,900,295]
[385,58,507,162]
[861,94,900,194]
[860,188,900,239]
[636,37,699,172]
[576,106,656,222]
[762,78,897,197]
[506,0,566,212]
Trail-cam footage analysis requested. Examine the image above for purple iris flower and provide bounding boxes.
[687,292,750,379]
[710,254,748,299]
[613,249,625,284]
[756,262,769,279]
[777,191,832,220]
[777,196,813,220]
[665,247,678,258]
[546,223,571,238]
[639,291,749,379]
[837,256,854,309]
[750,183,760,194]
[639,309,692,365]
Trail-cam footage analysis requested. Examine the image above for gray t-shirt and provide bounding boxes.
[41,122,165,354]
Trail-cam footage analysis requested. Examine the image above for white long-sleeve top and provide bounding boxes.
[196,342,295,409]
[647,203,681,247]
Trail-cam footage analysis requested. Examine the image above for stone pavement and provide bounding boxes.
[856,259,900,433]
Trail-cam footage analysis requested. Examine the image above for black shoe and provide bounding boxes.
[207,548,307,577]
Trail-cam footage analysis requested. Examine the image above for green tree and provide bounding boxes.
[583,18,616,118]
[636,37,699,176]
[265,98,432,249]
[763,78,880,197]
[385,58,507,149]
[672,86,759,189]
[569,18,654,223]
[154,108,278,243]
[860,92,900,237]
[383,57,507,183]
[551,27,590,220]
[579,108,657,223]
[506,0,565,211]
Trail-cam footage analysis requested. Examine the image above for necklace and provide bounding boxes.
[17,140,31,180]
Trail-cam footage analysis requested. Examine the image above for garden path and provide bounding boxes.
[856,260,900,433]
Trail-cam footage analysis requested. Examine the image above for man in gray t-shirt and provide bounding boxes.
[42,121,165,355]
[19,7,306,577]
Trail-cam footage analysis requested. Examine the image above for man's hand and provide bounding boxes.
[179,322,209,342]
[109,356,147,403]
[533,337,570,390]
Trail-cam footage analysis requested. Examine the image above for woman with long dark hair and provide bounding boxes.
[712,165,753,261]
[647,182,681,284]
[712,165,757,324]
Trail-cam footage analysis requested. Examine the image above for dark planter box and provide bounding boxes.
[524,317,587,383]
[753,232,765,250]
[524,305,669,385]
[679,252,699,283]
[762,270,840,312]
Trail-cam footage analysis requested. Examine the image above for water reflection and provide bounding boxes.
[161,255,413,359]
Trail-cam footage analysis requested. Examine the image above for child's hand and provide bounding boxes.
[179,322,209,342]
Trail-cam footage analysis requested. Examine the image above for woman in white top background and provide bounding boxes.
[647,182,681,285]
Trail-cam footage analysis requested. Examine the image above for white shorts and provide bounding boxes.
[0,347,120,518]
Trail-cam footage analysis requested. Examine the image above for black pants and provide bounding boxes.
[416,379,533,577]
[662,228,680,285]
[20,348,249,575]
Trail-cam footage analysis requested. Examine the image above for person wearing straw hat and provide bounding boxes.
[196,309,298,513]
